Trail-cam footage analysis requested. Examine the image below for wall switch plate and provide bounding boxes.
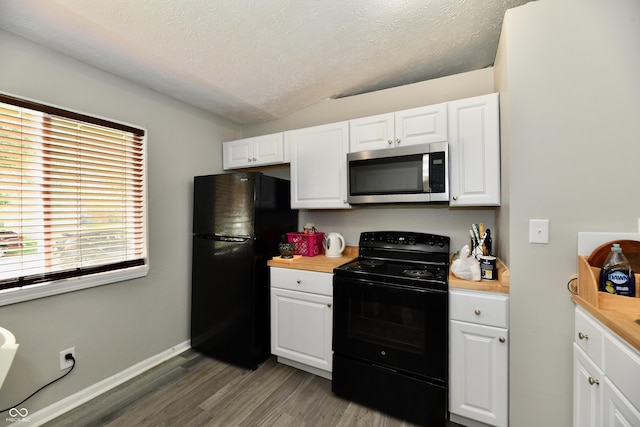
[529,219,550,244]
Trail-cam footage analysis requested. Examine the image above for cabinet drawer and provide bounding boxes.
[270,267,332,296]
[604,332,640,408]
[449,289,509,328]
[574,307,604,367]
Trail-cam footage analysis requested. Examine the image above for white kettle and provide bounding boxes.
[323,232,345,257]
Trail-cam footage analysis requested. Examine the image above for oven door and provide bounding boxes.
[333,275,447,383]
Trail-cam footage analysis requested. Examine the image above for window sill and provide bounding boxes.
[0,264,149,307]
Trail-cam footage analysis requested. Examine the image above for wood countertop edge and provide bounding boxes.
[572,295,640,352]
[448,258,510,294]
[268,248,510,294]
[267,246,358,273]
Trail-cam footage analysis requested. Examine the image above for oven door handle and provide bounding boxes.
[372,363,398,373]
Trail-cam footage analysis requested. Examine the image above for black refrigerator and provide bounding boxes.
[191,172,297,370]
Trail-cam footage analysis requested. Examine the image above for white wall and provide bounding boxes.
[244,69,499,250]
[0,29,241,420]
[496,1,640,426]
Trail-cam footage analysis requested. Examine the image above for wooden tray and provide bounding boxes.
[587,240,640,272]
[577,256,640,307]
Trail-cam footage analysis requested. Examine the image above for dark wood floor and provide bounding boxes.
[43,350,462,427]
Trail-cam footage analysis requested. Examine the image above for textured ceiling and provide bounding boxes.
[0,0,530,124]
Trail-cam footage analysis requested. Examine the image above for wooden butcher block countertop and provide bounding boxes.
[267,246,359,273]
[573,255,640,352]
[269,247,510,295]
[448,258,510,294]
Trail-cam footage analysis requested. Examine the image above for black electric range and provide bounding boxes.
[332,231,451,427]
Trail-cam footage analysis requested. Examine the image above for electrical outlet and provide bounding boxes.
[59,347,76,370]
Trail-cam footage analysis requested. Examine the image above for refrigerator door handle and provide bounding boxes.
[216,236,250,243]
[196,235,250,243]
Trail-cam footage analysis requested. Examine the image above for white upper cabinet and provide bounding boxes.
[287,121,350,209]
[448,93,501,206]
[395,103,448,146]
[349,103,447,152]
[223,132,285,170]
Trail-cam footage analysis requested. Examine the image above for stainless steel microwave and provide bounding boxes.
[347,142,448,204]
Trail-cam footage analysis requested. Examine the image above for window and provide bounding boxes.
[0,94,147,303]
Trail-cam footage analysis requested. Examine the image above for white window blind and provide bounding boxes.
[0,94,146,292]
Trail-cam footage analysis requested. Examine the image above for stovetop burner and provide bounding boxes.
[359,259,385,269]
[402,268,435,279]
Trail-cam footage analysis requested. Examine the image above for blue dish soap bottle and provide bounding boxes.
[599,243,636,297]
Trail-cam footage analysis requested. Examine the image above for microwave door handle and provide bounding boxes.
[422,153,430,192]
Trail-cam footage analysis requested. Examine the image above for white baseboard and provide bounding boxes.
[29,340,191,426]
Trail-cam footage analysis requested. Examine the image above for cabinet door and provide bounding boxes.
[448,93,500,206]
[450,288,509,328]
[223,133,285,170]
[603,378,640,427]
[450,320,508,427]
[574,344,603,427]
[395,103,448,146]
[270,287,333,372]
[223,137,253,169]
[349,113,395,152]
[604,331,640,411]
[287,122,350,209]
[575,306,605,367]
[252,133,285,166]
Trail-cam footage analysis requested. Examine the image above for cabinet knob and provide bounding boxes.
[499,336,506,343]
[387,139,393,145]
[296,279,301,284]
[578,332,589,340]
[588,377,600,386]
[327,303,332,308]
[395,138,401,145]
[453,196,458,201]
[252,157,257,161]
[247,158,252,162]
[474,309,481,316]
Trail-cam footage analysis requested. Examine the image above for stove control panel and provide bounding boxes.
[359,231,450,258]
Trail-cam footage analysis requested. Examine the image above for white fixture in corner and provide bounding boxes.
[577,232,640,256]
[0,326,19,389]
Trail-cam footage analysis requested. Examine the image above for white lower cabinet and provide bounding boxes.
[573,344,603,427]
[573,306,640,427]
[449,288,509,427]
[270,267,333,379]
[603,377,640,426]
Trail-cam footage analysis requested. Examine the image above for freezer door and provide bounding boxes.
[190,235,270,370]
[193,173,256,237]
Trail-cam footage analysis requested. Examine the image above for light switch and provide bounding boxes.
[529,219,550,244]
